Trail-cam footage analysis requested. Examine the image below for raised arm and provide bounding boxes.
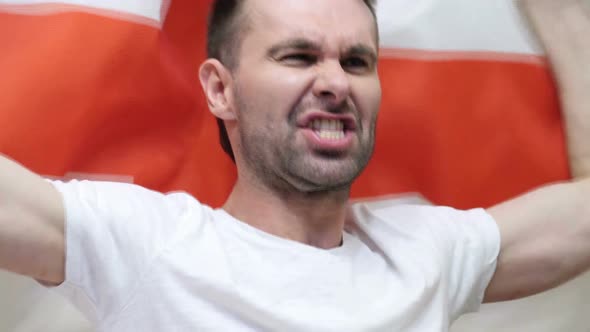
[0,156,65,284]
[522,0,590,178]
[484,0,590,302]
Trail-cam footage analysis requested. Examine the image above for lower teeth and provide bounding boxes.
[318,131,344,140]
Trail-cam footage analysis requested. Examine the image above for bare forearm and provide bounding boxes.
[519,0,590,177]
[0,155,65,283]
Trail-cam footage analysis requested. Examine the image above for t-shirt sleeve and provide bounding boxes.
[49,180,198,324]
[355,201,500,322]
[423,206,500,320]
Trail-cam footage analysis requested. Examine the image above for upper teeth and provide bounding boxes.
[311,119,344,131]
[310,119,345,140]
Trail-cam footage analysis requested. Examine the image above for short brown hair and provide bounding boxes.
[207,0,378,161]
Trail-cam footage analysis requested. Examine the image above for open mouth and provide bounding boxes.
[298,116,357,151]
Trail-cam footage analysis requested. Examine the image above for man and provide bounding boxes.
[0,0,588,331]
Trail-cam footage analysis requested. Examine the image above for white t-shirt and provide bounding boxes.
[51,180,500,332]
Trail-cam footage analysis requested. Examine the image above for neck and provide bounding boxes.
[223,175,350,250]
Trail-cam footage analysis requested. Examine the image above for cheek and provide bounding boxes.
[239,65,313,106]
[354,78,382,118]
[268,72,313,115]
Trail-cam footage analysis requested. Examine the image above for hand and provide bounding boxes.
[518,0,590,178]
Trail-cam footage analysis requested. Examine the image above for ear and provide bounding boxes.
[198,59,237,121]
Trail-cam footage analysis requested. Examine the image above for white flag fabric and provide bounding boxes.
[0,0,169,24]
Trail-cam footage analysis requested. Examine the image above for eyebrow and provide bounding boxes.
[267,38,322,57]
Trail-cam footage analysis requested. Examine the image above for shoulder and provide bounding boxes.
[349,196,498,246]
[51,179,203,209]
[350,196,491,225]
[49,180,215,232]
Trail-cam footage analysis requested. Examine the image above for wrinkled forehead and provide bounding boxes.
[243,0,378,53]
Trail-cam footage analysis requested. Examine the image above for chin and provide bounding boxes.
[278,150,371,192]
[295,166,361,192]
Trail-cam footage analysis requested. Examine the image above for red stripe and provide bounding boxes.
[352,57,568,208]
[380,48,546,66]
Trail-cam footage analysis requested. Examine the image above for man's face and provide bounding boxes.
[230,0,382,193]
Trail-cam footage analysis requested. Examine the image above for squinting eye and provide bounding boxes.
[341,57,370,70]
[280,54,317,66]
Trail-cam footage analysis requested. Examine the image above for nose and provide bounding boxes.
[312,60,351,105]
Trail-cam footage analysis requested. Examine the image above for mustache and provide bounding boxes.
[296,98,354,114]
